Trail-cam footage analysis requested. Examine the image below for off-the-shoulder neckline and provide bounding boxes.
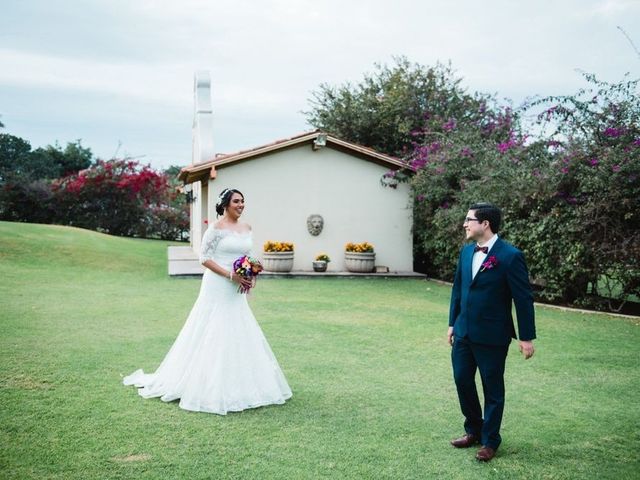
[211,227,252,235]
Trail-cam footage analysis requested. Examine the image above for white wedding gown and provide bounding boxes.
[123,227,292,414]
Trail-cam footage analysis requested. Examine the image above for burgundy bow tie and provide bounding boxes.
[474,246,488,254]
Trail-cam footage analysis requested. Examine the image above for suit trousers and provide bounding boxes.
[451,336,509,450]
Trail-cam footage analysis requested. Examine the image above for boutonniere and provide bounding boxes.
[480,255,499,273]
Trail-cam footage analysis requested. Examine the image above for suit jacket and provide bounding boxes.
[449,237,536,346]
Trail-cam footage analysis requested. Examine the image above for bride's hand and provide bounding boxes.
[231,272,252,289]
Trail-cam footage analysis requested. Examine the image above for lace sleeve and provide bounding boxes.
[199,227,223,264]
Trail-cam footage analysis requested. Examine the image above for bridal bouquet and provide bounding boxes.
[233,255,264,293]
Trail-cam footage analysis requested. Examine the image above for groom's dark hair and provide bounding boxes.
[470,202,502,233]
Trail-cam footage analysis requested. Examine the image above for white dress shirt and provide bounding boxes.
[472,234,498,279]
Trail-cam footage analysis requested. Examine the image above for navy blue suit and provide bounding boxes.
[449,237,535,449]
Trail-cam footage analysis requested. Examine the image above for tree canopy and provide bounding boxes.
[305,56,489,158]
[0,134,92,184]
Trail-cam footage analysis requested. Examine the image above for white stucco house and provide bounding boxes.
[172,72,415,275]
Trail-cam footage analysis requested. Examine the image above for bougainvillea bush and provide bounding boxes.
[521,74,640,309]
[52,159,188,240]
[399,74,639,310]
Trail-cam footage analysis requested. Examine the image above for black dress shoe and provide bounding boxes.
[475,446,496,461]
[450,434,479,448]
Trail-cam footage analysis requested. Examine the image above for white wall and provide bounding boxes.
[204,143,413,272]
[190,180,202,251]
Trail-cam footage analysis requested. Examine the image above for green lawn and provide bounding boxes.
[1,221,638,479]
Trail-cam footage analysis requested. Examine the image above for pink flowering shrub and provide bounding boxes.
[53,159,189,239]
[520,74,640,309]
[402,73,638,310]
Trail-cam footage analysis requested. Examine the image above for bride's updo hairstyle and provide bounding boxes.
[215,188,244,217]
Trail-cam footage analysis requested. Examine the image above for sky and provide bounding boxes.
[1,0,638,170]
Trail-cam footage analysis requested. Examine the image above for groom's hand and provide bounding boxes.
[447,327,454,347]
[519,340,535,359]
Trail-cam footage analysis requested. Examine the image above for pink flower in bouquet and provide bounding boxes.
[233,255,263,293]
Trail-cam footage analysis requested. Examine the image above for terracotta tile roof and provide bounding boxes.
[179,130,407,183]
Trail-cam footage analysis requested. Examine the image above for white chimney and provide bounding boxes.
[192,71,214,164]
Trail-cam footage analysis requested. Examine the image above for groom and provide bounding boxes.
[447,202,536,462]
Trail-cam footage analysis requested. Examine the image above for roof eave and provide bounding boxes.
[179,131,409,184]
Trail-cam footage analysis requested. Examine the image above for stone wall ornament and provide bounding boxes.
[306,214,324,236]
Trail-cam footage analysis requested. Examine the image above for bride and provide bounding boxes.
[123,188,292,414]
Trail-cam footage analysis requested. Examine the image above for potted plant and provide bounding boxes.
[312,253,330,272]
[262,241,294,272]
[344,242,375,273]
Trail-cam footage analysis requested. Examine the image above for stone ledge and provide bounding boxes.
[168,246,425,278]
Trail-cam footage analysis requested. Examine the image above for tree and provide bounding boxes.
[0,135,93,223]
[0,134,56,222]
[163,165,183,179]
[0,134,33,184]
[0,135,92,184]
[32,140,93,178]
[305,56,487,157]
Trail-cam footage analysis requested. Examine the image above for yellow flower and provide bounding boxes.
[345,242,374,253]
[264,241,294,252]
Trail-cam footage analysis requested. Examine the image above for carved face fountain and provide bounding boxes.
[307,214,324,236]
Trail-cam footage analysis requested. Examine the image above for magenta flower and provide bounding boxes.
[429,142,442,153]
[410,158,427,170]
[483,122,496,135]
[612,165,621,172]
[497,143,510,153]
[442,118,457,132]
[603,127,624,137]
[590,158,599,167]
[480,256,499,272]
[497,136,518,153]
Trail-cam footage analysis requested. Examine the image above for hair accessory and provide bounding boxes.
[215,188,230,208]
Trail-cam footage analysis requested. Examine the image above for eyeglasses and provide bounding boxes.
[464,217,481,223]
